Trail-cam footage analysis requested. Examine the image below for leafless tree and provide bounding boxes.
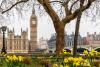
[73,0,84,56]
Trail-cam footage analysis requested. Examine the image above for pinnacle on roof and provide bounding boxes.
[32,6,35,14]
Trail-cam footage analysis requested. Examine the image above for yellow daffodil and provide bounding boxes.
[62,49,71,55]
[61,56,91,67]
[53,63,58,67]
[64,65,69,67]
[78,57,83,61]
[63,49,67,54]
[18,56,24,62]
[74,62,80,66]
[64,58,68,63]
[12,55,18,61]
[90,49,98,56]
[83,50,89,55]
[67,57,73,62]
[7,55,13,61]
[7,55,10,59]
[60,64,63,67]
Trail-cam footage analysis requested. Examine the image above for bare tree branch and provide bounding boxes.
[50,1,62,3]
[62,0,71,16]
[38,0,61,31]
[69,0,79,12]
[62,0,95,25]
[2,0,29,14]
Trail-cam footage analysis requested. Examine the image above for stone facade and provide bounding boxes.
[85,32,100,45]
[0,8,37,54]
[7,29,29,53]
[48,32,100,52]
[39,37,48,49]
[48,33,84,52]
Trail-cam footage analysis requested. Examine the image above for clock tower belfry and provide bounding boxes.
[29,7,37,53]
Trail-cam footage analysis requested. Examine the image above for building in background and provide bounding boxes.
[7,29,29,53]
[48,33,84,53]
[39,37,48,49]
[47,34,56,52]
[29,7,37,53]
[0,7,37,54]
[85,32,100,45]
[36,37,48,53]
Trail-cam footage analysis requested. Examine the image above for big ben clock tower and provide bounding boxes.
[29,7,37,53]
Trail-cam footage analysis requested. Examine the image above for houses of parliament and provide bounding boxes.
[0,8,37,54]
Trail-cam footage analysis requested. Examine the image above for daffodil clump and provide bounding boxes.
[61,49,71,55]
[83,49,99,56]
[52,49,90,67]
[6,55,24,62]
[5,55,26,67]
[83,49,100,66]
[53,57,90,67]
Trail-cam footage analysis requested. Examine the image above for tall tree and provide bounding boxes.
[73,0,84,56]
[0,0,96,55]
[36,0,95,55]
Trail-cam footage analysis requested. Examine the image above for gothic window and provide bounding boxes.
[10,40,12,49]
[14,41,16,50]
[23,41,26,50]
[19,40,21,50]
[17,41,18,50]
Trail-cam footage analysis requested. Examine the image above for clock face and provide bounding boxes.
[32,21,36,24]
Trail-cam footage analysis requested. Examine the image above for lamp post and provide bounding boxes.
[1,26,7,54]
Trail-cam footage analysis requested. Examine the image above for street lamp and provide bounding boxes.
[1,26,7,54]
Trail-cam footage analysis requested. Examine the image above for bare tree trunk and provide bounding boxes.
[73,0,84,56]
[73,13,82,56]
[55,26,65,56]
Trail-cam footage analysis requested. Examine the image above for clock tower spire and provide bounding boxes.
[29,7,37,53]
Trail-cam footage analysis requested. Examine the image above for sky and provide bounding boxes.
[1,7,100,41]
[0,0,100,40]
[37,14,100,40]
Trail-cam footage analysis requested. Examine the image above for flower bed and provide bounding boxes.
[0,54,31,67]
[0,49,100,67]
[33,49,100,67]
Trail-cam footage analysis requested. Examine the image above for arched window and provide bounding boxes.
[23,40,26,50]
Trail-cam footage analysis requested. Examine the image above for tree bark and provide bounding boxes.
[73,13,82,56]
[73,0,84,56]
[55,25,65,56]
